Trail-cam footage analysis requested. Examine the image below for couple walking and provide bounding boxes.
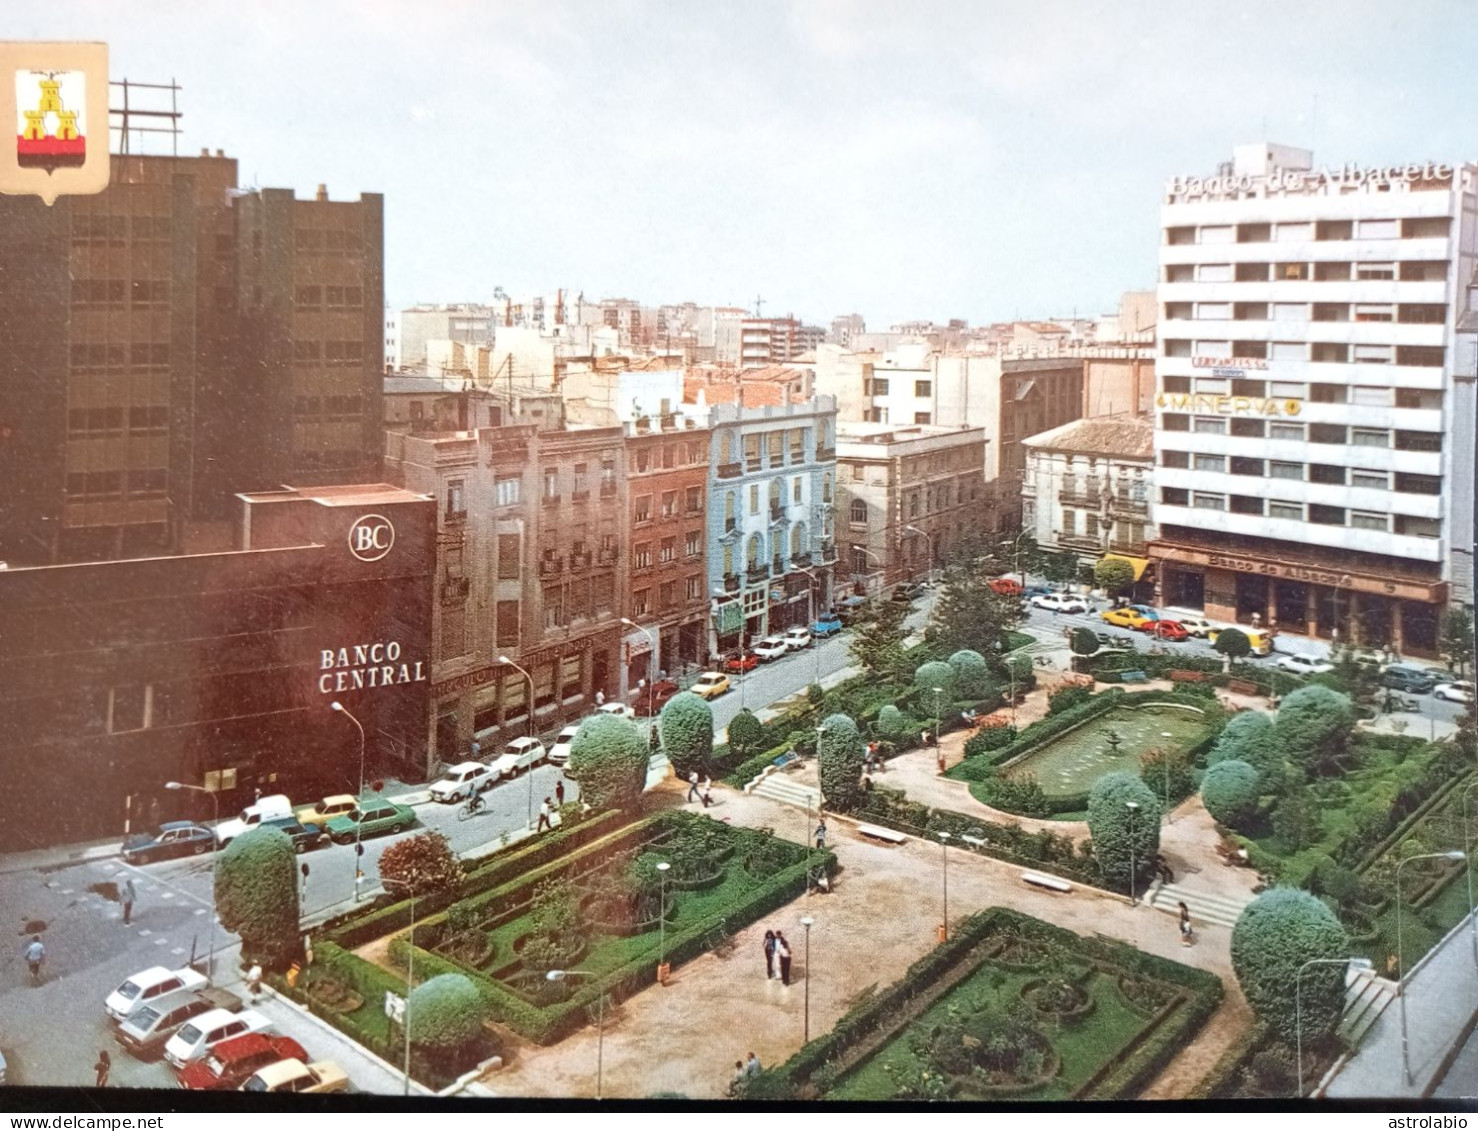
[762,929,793,985]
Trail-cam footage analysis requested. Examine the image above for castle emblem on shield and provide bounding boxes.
[17,70,87,172]
[0,41,109,204]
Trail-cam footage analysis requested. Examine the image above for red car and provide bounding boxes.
[635,679,679,715]
[988,577,1023,596]
[178,1033,308,1090]
[724,652,760,674]
[1141,619,1189,642]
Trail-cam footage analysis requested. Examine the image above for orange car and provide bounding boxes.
[988,577,1023,596]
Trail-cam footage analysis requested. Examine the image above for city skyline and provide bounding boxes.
[14,1,1478,326]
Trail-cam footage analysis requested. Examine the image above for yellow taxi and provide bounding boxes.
[690,671,732,700]
[1100,607,1154,630]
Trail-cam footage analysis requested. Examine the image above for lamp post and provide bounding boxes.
[1160,731,1175,824]
[329,701,367,903]
[932,686,945,772]
[793,564,822,688]
[1004,528,1032,590]
[498,655,537,828]
[1296,956,1373,1098]
[807,725,827,898]
[620,618,658,749]
[904,524,934,585]
[546,969,604,1099]
[1462,780,1478,970]
[938,831,951,941]
[854,544,885,595]
[800,914,815,1042]
[381,876,418,1096]
[656,860,671,977]
[1397,850,1467,1084]
[164,781,219,983]
[1125,801,1140,905]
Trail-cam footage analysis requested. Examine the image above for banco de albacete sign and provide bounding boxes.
[1167,162,1454,198]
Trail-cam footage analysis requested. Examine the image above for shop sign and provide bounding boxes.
[319,640,427,694]
[1206,553,1353,587]
[1192,356,1268,372]
[1167,162,1454,198]
[1156,393,1301,416]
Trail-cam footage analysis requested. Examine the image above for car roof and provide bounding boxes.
[556,725,581,737]
[318,794,357,805]
[698,671,724,679]
[507,736,541,749]
[160,820,201,833]
[250,1058,317,1085]
[442,761,486,773]
[210,1031,304,1063]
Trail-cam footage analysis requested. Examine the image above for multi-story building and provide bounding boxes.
[829,313,866,348]
[707,396,838,654]
[741,315,807,366]
[623,416,712,684]
[391,303,497,370]
[1021,416,1155,569]
[1149,144,1477,654]
[835,423,990,591]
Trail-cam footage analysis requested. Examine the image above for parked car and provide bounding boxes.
[122,822,215,866]
[987,577,1023,596]
[635,679,679,715]
[1273,654,1335,676]
[597,701,637,720]
[177,1033,307,1090]
[1207,627,1273,656]
[893,582,928,602]
[255,817,330,854]
[1023,583,1055,598]
[754,636,789,662]
[215,795,294,849]
[1171,616,1219,638]
[116,988,242,1060]
[106,965,209,1023]
[1142,619,1190,642]
[164,1008,275,1070]
[1434,680,1473,703]
[428,761,495,804]
[1030,593,1088,614]
[548,725,581,766]
[725,651,760,673]
[1127,604,1160,622]
[295,795,359,827]
[812,613,843,638]
[1381,664,1438,694]
[783,626,813,651]
[487,736,547,779]
[241,1057,351,1094]
[325,800,417,845]
[1100,607,1153,630]
[836,595,869,623]
[690,671,731,700]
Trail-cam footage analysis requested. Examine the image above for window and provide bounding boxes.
[1231,379,1266,397]
[1191,417,1227,434]
[1160,450,1188,468]
[1061,510,1077,536]
[495,476,521,506]
[1275,222,1313,242]
[1355,304,1395,323]
[849,499,867,525]
[914,412,932,425]
[1192,493,1225,511]
[543,588,565,629]
[1308,505,1346,526]
[497,533,520,579]
[1395,516,1441,538]
[1351,470,1390,490]
[686,486,702,513]
[1162,413,1189,431]
[1269,461,1304,480]
[1354,344,1394,364]
[1199,225,1234,244]
[1230,419,1266,438]
[1196,302,1231,320]
[868,377,890,396]
[914,380,932,397]
[1193,453,1226,472]
[1270,381,1306,398]
[560,656,582,699]
[1280,262,1309,280]
[1230,496,1264,515]
[127,469,167,499]
[634,543,652,570]
[1351,512,1388,531]
[1315,220,1352,241]
[658,581,677,608]
[1314,260,1351,280]
[1357,262,1396,281]
[793,477,802,503]
[634,494,652,523]
[294,285,322,309]
[1395,472,1441,495]
[1312,342,1349,363]
[1269,501,1303,521]
[1237,222,1271,243]
[446,478,466,518]
[823,474,832,503]
[534,661,557,706]
[768,432,783,465]
[1351,428,1390,448]
[1230,456,1264,476]
[543,467,560,502]
[1397,346,1445,367]
[601,459,617,496]
[1268,423,1306,441]
[661,490,677,517]
[1234,262,1268,281]
[1161,487,1189,506]
[685,529,702,557]
[128,406,169,435]
[1310,464,1345,485]
[1310,424,1348,444]
[744,434,761,470]
[1269,342,1307,361]
[1162,375,1190,394]
[1194,378,1229,395]
[573,464,589,499]
[108,685,153,734]
[1395,430,1442,452]
[660,537,677,564]
[1352,386,1393,407]
[632,589,650,616]
[749,485,760,515]
[495,600,520,647]
[1309,384,1346,404]
[1357,219,1398,240]
[686,575,702,600]
[1272,303,1308,322]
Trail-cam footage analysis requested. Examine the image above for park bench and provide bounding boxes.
[960,835,987,849]
[771,750,799,770]
[1167,669,1208,683]
[1226,679,1260,696]
[1120,670,1149,684]
[1021,871,1073,894]
[855,823,908,845]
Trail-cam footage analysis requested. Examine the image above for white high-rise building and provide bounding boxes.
[1149,144,1477,657]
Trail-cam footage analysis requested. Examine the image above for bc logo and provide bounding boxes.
[347,514,395,562]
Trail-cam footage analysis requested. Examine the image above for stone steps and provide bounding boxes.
[1337,968,1397,1050]
[1147,881,1254,930]
[749,772,822,812]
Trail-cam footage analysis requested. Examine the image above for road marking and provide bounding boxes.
[161,891,175,899]
[171,947,185,955]
[60,888,73,895]
[138,928,152,936]
[115,859,213,910]
[153,937,167,946]
[194,908,207,916]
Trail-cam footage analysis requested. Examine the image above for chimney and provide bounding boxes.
[200,147,209,157]
[215,149,224,158]
[315,184,328,202]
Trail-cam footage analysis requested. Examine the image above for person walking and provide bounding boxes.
[595,689,605,707]
[701,781,713,809]
[686,770,700,803]
[775,931,793,985]
[246,962,263,1004]
[121,877,136,926]
[814,819,827,851]
[763,929,776,979]
[537,797,553,832]
[24,935,43,985]
[1178,901,1194,946]
[555,779,565,807]
[94,1050,111,1088]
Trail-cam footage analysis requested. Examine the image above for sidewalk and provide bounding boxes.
[1324,911,1478,1099]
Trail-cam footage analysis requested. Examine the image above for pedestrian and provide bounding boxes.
[746,1051,761,1077]
[595,690,605,706]
[775,931,792,985]
[686,770,700,803]
[555,779,566,806]
[537,797,553,832]
[763,929,776,979]
[246,962,263,1004]
[1178,901,1194,946]
[470,738,481,762]
[121,877,136,926]
[94,1050,111,1088]
[729,1060,746,1096]
[24,935,43,985]
[701,782,713,809]
[814,820,827,851]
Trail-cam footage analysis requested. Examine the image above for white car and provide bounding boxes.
[487,736,547,779]
[105,964,209,1023]
[1274,654,1336,676]
[163,1007,274,1069]
[428,761,496,803]
[1434,681,1473,704]
[1030,593,1088,614]
[548,725,580,765]
[690,671,731,700]
[1171,616,1220,638]
[215,794,294,848]
[754,636,789,662]
[783,626,813,651]
[596,701,636,720]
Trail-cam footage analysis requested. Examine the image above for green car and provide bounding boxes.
[325,800,417,845]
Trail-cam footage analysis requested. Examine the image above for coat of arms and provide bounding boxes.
[17,69,87,172]
[0,41,109,204]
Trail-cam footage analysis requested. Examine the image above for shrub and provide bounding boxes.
[876,704,906,741]
[817,713,865,812]
[659,692,714,777]
[1094,557,1135,596]
[1213,628,1252,661]
[1200,759,1261,830]
[1070,627,1100,656]
[1007,653,1036,692]
[407,973,486,1055]
[985,773,1053,818]
[1271,778,1322,853]
[1230,888,1350,1042]
[216,827,301,970]
[964,724,1017,756]
[379,831,464,898]
[1048,683,1093,715]
[914,660,957,702]
[727,710,764,760]
[1275,685,1356,776]
[947,650,992,697]
[1207,711,1281,777]
[1139,746,1195,805]
[568,713,648,810]
[1087,772,1161,889]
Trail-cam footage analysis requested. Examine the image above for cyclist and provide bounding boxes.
[24,934,44,984]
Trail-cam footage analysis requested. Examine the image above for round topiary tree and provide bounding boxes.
[817,713,865,812]
[947,650,991,697]
[727,709,764,760]
[1207,711,1281,778]
[1094,557,1135,597]
[876,704,906,742]
[215,826,301,970]
[914,660,957,702]
[1070,627,1100,657]
[407,972,486,1063]
[1231,888,1351,1042]
[1086,771,1161,889]
[1212,628,1252,664]
[379,830,464,897]
[659,691,714,778]
[1274,684,1356,776]
[568,713,648,810]
[1200,759,1262,830]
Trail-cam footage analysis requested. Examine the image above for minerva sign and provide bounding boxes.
[1156,393,1302,416]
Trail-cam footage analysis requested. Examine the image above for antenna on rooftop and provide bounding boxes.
[109,77,182,157]
[754,294,765,317]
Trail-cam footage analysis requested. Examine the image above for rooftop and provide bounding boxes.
[1021,415,1154,460]
[237,483,431,508]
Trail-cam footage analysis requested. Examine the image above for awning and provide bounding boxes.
[1100,553,1150,581]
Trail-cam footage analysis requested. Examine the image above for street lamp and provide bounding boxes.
[498,655,537,829]
[853,544,885,594]
[800,914,815,1042]
[619,618,658,749]
[932,686,945,772]
[329,701,367,903]
[938,831,951,941]
[381,876,419,1096]
[164,781,219,983]
[546,969,605,1099]
[1462,780,1478,970]
[904,525,934,584]
[656,860,671,976]
[1397,850,1466,1084]
[1160,731,1175,824]
[793,564,822,688]
[1295,956,1372,1098]
[807,725,827,898]
[1004,528,1033,590]
[1125,801,1140,905]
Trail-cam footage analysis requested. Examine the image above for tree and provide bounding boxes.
[1231,888,1350,1042]
[1440,607,1474,678]
[659,691,714,778]
[728,709,764,760]
[1006,652,1036,693]
[927,557,1021,658]
[379,831,464,898]
[1070,627,1100,657]
[850,598,910,682]
[1138,745,1194,805]
[1040,551,1080,586]
[947,649,992,698]
[568,714,648,810]
[1200,759,1262,830]
[817,713,865,812]
[876,704,906,741]
[1207,710,1282,779]
[1086,771,1161,889]
[1047,684,1093,715]
[913,660,957,705]
[1213,628,1252,664]
[407,973,486,1058]
[1093,557,1136,597]
[1274,685,1356,776]
[1271,776,1322,852]
[215,827,300,970]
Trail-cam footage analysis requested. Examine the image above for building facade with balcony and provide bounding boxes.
[1149,144,1478,654]
[836,423,991,593]
[706,396,838,654]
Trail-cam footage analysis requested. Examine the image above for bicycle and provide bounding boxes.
[456,793,487,822]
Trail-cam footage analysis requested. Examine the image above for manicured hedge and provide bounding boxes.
[721,742,793,789]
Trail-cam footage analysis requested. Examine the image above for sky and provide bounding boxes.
[14,1,1478,328]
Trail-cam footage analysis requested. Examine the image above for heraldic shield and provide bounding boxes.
[0,41,109,204]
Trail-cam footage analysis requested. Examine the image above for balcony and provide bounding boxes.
[746,564,770,584]
[1058,535,1103,552]
[792,551,813,569]
[717,462,742,479]
[542,494,560,509]
[440,576,470,603]
[571,489,590,503]
[1058,487,1101,507]
[771,557,785,576]
[816,446,835,462]
[569,551,593,571]
[819,540,836,563]
[723,573,741,593]
[597,547,617,565]
[539,556,564,577]
[1106,493,1150,517]
[769,506,787,526]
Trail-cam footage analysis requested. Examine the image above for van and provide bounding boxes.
[105,964,209,1023]
[1209,627,1272,656]
[115,988,241,1058]
[214,794,293,848]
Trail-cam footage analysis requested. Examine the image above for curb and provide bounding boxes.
[0,840,120,876]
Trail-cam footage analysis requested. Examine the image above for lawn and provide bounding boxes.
[1003,703,1210,798]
